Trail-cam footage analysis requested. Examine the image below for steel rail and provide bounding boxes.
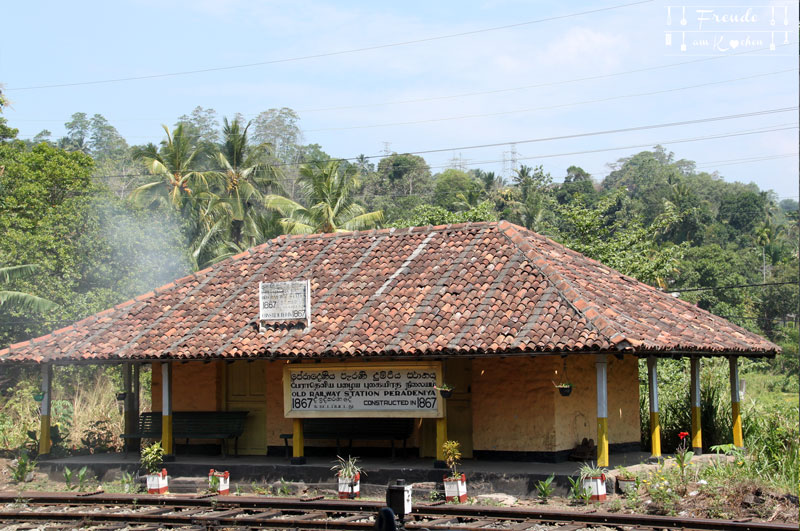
[0,491,794,531]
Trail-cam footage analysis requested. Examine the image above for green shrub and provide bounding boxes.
[639,358,799,494]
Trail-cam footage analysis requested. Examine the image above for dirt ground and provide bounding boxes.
[0,457,796,524]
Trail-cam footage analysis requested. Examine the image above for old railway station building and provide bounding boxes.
[0,222,778,466]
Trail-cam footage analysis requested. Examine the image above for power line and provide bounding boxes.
[667,281,797,294]
[296,43,795,114]
[578,152,799,181]
[345,107,797,161]
[78,121,797,182]
[420,123,797,171]
[5,0,653,92]
[12,42,792,125]
[304,69,798,133]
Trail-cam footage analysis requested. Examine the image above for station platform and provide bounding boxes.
[39,451,654,498]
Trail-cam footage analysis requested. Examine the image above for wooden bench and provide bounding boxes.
[280,418,414,459]
[121,411,248,458]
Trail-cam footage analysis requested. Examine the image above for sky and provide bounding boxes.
[2,0,798,200]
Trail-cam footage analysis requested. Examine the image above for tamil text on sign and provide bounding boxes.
[283,363,443,418]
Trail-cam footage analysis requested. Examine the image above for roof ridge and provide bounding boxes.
[495,221,628,348]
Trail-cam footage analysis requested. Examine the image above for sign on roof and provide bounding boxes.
[259,280,310,322]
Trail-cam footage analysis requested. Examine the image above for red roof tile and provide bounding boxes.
[0,222,778,363]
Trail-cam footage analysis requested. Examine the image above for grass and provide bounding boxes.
[639,357,799,495]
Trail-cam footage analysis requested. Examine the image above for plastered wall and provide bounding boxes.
[471,356,558,452]
[266,360,292,446]
[553,354,641,451]
[151,361,222,412]
[151,354,641,455]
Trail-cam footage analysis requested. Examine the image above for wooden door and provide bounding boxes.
[445,359,473,458]
[225,360,267,455]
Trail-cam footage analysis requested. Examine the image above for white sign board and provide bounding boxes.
[259,280,310,322]
[283,363,443,418]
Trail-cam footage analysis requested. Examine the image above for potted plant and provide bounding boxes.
[578,462,606,501]
[331,455,362,499]
[208,469,230,495]
[141,442,168,494]
[614,466,637,495]
[435,383,454,399]
[442,440,467,503]
[553,381,572,397]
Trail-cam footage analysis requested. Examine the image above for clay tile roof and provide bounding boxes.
[0,221,778,364]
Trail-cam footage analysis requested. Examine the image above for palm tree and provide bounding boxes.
[756,217,783,281]
[188,118,287,270]
[130,124,208,211]
[0,264,55,313]
[265,160,382,234]
[207,118,283,247]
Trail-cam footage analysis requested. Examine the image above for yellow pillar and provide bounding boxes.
[647,356,661,459]
[595,354,608,467]
[730,357,743,448]
[435,417,448,461]
[292,419,304,457]
[161,363,173,455]
[690,357,703,454]
[39,364,52,456]
[292,418,305,464]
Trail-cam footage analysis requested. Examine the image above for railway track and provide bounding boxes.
[0,491,794,531]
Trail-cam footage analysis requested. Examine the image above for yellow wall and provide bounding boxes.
[607,355,641,445]
[471,357,558,452]
[553,354,641,451]
[152,354,641,455]
[266,361,292,446]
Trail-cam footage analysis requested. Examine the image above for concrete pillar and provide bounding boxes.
[291,418,306,464]
[161,362,173,456]
[690,357,703,454]
[729,357,743,448]
[39,364,52,456]
[595,354,608,467]
[122,363,134,453]
[647,356,661,459]
[132,363,141,452]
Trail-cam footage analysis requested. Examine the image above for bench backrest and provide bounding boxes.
[135,411,248,436]
[137,412,161,434]
[303,418,414,439]
[173,411,248,436]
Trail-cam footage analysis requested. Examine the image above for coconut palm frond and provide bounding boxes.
[340,210,384,231]
[265,194,305,216]
[0,290,57,313]
[0,264,39,283]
